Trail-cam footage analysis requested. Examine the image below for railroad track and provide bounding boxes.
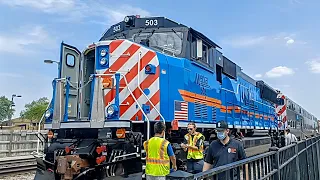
[0,156,36,175]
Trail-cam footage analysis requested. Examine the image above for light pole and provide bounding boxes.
[44,59,60,78]
[9,94,22,121]
[44,59,59,65]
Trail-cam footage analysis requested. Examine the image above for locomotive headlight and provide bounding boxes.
[100,49,107,57]
[106,104,119,118]
[100,58,107,65]
[107,106,114,115]
[45,109,51,118]
[124,16,130,23]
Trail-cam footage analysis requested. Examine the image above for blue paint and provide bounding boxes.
[145,64,156,74]
[115,73,120,119]
[45,79,57,123]
[142,104,151,121]
[63,77,71,122]
[95,45,110,70]
[143,88,150,96]
[157,52,169,122]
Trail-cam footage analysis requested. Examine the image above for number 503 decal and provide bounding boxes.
[145,19,158,26]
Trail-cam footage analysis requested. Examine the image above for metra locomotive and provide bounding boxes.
[35,15,316,179]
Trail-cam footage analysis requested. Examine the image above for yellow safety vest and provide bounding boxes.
[186,132,204,160]
[143,137,170,176]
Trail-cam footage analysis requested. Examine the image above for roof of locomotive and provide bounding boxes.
[99,15,221,49]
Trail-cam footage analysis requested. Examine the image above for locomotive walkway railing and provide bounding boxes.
[167,135,320,180]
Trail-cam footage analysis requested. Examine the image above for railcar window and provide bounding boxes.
[133,32,183,56]
[66,54,75,67]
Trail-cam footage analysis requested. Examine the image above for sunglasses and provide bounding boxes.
[187,128,194,131]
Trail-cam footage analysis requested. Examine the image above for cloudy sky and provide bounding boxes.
[0,0,319,119]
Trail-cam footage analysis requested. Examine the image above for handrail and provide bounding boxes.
[120,74,151,140]
[36,102,51,154]
[137,52,166,138]
[95,73,151,140]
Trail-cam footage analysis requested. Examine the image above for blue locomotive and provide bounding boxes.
[37,15,286,179]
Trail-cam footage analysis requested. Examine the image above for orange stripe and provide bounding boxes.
[119,68,160,117]
[179,89,221,105]
[104,51,156,103]
[109,40,124,54]
[130,90,160,120]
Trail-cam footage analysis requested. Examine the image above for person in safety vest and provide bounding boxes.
[181,122,205,174]
[143,121,177,180]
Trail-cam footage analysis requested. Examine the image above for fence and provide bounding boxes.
[0,130,47,158]
[168,135,320,180]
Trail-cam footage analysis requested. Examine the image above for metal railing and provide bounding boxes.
[168,135,320,180]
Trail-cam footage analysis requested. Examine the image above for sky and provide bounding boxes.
[0,0,320,119]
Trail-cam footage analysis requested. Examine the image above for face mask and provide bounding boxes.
[217,132,226,140]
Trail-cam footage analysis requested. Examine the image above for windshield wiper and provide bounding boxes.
[171,29,183,40]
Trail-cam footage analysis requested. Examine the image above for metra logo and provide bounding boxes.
[195,73,208,86]
[195,73,210,95]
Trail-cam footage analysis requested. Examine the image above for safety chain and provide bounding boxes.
[57,76,94,90]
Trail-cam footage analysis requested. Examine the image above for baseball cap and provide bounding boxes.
[216,121,228,130]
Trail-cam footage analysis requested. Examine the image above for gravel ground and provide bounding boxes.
[0,171,36,180]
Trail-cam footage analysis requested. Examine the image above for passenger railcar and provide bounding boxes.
[277,95,318,139]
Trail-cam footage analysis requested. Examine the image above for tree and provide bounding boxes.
[0,96,14,122]
[20,97,50,122]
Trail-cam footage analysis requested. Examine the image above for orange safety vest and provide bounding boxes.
[185,132,204,160]
[143,137,170,176]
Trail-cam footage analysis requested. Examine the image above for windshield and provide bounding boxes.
[133,31,183,56]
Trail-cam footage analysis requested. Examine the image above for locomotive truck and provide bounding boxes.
[34,15,290,179]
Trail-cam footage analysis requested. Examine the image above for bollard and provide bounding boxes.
[166,170,194,180]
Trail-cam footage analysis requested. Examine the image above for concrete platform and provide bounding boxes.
[245,143,271,157]
[242,137,271,149]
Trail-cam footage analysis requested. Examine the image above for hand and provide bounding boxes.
[173,166,177,171]
[181,143,186,148]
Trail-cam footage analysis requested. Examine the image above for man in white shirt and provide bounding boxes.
[284,128,297,146]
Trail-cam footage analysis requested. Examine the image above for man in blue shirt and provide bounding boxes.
[203,121,247,179]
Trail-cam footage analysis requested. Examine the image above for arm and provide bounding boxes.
[238,142,247,160]
[167,144,177,171]
[203,144,214,172]
[187,136,205,150]
[181,136,188,152]
[202,162,213,172]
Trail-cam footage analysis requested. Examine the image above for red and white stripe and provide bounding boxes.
[97,40,160,121]
[276,94,287,129]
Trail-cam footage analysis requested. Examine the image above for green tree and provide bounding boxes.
[0,96,14,122]
[20,97,50,122]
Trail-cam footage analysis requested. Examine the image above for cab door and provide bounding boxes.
[59,42,81,120]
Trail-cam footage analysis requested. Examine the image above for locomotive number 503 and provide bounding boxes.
[145,19,158,26]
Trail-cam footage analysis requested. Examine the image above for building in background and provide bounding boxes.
[0,118,40,130]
